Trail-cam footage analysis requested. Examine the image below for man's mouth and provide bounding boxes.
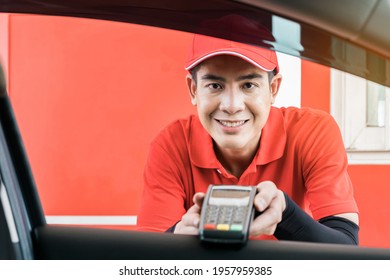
[217,119,248,127]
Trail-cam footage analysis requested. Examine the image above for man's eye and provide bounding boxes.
[243,82,256,89]
[207,83,222,90]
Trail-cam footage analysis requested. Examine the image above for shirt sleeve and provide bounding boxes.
[275,193,359,244]
[137,135,191,232]
[300,112,358,220]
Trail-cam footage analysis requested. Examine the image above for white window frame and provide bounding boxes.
[331,69,390,164]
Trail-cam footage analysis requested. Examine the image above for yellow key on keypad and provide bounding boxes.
[216,224,230,231]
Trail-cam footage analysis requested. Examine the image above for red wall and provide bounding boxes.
[301,60,330,113]
[5,14,195,221]
[348,166,390,248]
[2,14,390,248]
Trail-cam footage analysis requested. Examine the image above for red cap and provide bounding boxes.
[185,34,279,74]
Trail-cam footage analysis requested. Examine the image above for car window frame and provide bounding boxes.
[1,0,390,259]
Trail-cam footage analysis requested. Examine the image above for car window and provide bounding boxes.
[1,13,389,249]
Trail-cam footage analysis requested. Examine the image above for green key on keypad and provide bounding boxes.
[230,224,243,231]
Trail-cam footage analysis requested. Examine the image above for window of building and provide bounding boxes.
[331,69,390,164]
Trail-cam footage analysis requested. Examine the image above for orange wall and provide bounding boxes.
[3,14,390,248]
[301,60,330,113]
[348,165,390,248]
[6,14,195,218]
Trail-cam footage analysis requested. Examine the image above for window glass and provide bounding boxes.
[331,69,390,154]
[2,14,390,249]
[3,14,300,230]
[366,81,386,127]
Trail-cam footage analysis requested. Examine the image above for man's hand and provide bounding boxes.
[174,192,205,234]
[250,181,286,237]
[174,181,285,236]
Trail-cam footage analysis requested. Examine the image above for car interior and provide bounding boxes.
[1,0,390,260]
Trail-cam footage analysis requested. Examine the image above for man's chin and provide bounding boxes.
[214,140,246,151]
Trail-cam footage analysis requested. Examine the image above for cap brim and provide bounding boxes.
[185,49,278,73]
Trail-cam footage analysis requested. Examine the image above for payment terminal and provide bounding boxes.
[199,185,257,244]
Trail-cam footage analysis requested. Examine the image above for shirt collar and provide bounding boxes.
[189,107,286,168]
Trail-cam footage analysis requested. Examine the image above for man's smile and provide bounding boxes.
[215,119,249,128]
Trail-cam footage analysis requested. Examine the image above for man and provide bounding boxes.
[137,17,359,244]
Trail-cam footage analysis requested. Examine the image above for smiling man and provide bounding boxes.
[188,54,277,180]
[137,19,359,244]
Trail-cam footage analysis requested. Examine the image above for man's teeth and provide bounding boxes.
[219,120,245,127]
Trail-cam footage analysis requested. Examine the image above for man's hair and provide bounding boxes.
[189,64,201,84]
[190,63,277,85]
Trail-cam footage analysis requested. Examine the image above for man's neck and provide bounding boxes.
[214,142,259,179]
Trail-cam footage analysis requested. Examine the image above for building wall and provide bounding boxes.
[1,13,389,247]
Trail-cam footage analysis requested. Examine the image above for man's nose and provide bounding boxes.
[219,88,245,114]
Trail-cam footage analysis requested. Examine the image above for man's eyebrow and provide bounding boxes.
[200,73,264,82]
[236,73,264,81]
[200,74,226,82]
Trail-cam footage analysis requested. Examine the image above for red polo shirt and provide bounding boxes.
[137,107,358,234]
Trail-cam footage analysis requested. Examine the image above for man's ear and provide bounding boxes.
[270,73,282,104]
[186,73,197,106]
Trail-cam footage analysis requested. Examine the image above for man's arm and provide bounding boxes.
[250,182,359,245]
[137,139,189,232]
[300,112,359,225]
[274,193,359,245]
[273,111,359,244]
[169,193,205,234]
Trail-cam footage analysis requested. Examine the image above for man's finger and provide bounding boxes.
[250,194,284,236]
[181,212,200,227]
[193,192,205,207]
[255,181,278,212]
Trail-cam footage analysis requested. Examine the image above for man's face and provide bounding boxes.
[187,55,281,156]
